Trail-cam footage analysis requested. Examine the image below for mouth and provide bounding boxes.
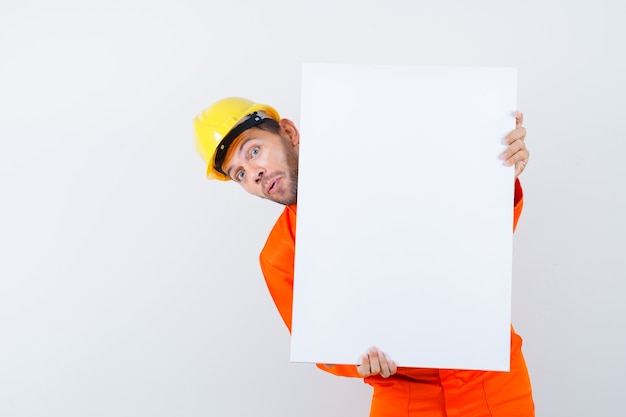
[265,177,280,195]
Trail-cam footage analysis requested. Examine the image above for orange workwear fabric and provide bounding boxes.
[259,179,534,417]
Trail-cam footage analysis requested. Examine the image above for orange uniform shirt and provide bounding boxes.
[259,179,534,417]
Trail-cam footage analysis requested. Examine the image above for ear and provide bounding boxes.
[278,118,300,147]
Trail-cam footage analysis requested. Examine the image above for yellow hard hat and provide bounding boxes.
[194,97,280,181]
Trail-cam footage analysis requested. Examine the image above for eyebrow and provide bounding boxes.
[225,136,255,179]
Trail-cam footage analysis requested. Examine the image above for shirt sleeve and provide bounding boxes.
[316,363,362,378]
[513,178,524,232]
[259,206,297,331]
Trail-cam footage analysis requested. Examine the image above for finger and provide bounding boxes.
[378,351,392,378]
[504,126,526,145]
[388,359,397,376]
[500,138,526,162]
[357,354,370,377]
[515,159,528,178]
[504,149,530,168]
[368,347,381,376]
[515,111,524,128]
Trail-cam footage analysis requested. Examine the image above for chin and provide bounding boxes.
[271,193,297,206]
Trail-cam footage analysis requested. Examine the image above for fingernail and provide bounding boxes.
[504,160,512,167]
[500,152,508,160]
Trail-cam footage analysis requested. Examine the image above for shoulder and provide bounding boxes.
[260,204,297,266]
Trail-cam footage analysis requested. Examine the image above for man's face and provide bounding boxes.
[221,119,299,206]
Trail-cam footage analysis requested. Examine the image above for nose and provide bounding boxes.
[244,162,264,184]
[254,168,264,183]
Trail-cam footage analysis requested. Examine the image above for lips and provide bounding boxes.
[265,176,280,195]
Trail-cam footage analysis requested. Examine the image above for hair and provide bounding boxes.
[254,118,281,134]
[219,118,283,177]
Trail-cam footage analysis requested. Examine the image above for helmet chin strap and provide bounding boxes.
[213,112,271,176]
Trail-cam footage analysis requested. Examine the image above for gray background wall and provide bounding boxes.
[1,1,624,416]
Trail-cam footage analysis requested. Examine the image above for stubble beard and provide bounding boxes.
[272,141,299,206]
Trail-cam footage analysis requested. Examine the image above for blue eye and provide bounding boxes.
[250,146,260,157]
[236,170,245,181]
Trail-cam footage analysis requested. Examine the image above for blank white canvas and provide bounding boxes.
[292,63,517,371]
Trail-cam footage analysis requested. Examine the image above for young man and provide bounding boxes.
[194,97,534,417]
